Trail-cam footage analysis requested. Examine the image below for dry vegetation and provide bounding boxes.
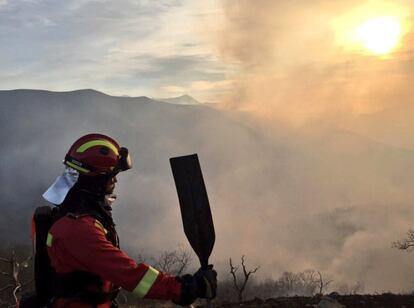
[1,244,414,307]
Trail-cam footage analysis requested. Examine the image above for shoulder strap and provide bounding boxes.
[47,208,120,304]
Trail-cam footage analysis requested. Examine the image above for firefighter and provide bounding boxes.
[42,133,217,307]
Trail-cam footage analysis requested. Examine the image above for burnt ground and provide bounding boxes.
[212,294,414,308]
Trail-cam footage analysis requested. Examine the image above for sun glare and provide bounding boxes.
[333,2,410,57]
[355,16,402,55]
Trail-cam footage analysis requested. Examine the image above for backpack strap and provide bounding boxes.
[61,210,119,247]
[49,209,121,305]
[33,206,57,306]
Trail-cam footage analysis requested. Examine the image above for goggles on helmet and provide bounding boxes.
[109,147,132,176]
[64,146,132,176]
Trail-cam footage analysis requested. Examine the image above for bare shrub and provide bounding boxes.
[229,256,260,302]
[151,246,193,276]
[216,269,332,303]
[393,230,414,251]
[334,281,365,295]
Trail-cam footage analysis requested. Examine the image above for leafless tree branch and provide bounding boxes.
[393,230,414,250]
[229,258,240,293]
[152,246,192,276]
[229,256,260,302]
[317,271,333,294]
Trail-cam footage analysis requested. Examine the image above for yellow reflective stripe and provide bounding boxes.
[94,220,108,234]
[76,140,119,155]
[46,233,53,247]
[66,161,90,173]
[133,266,160,298]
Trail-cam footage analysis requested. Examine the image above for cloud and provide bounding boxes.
[132,55,224,81]
[76,52,232,100]
[0,0,231,101]
[160,85,187,93]
[0,0,170,85]
[190,79,234,91]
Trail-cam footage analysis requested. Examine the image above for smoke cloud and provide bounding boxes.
[2,89,414,293]
[203,0,414,292]
[216,0,414,126]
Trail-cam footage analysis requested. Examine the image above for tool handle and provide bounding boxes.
[200,259,213,308]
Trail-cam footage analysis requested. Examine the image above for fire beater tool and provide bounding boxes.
[170,154,215,307]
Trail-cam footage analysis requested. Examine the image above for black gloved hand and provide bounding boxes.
[174,265,217,306]
[194,265,217,299]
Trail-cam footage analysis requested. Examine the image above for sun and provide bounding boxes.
[333,2,410,57]
[354,16,402,55]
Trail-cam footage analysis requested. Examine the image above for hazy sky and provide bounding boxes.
[0,0,234,101]
[1,0,413,109]
[217,0,414,126]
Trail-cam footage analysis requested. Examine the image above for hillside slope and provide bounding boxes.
[1,89,414,292]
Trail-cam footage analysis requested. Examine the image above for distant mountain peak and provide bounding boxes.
[177,94,193,99]
[153,94,202,105]
[0,88,110,97]
[75,88,104,94]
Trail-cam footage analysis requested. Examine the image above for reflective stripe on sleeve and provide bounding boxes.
[132,266,160,298]
[46,233,53,247]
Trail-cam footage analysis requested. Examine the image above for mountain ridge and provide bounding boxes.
[1,89,414,292]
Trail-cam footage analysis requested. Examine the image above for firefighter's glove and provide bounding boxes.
[194,265,217,299]
[174,265,217,306]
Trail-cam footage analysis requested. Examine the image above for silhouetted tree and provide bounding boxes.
[216,268,335,302]
[274,270,326,296]
[393,230,414,250]
[152,246,192,276]
[229,256,259,302]
[316,271,333,295]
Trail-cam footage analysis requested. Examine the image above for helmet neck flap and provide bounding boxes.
[43,133,131,207]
